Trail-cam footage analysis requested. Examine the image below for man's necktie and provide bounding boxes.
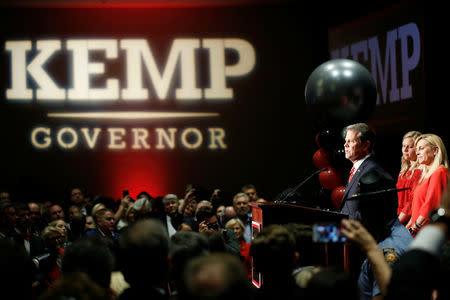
[348,166,355,183]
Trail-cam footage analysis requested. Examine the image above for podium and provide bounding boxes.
[249,202,349,288]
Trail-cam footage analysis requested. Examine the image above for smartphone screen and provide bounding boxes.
[312,223,347,243]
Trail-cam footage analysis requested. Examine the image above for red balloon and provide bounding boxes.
[313,148,330,170]
[330,185,346,209]
[318,167,343,190]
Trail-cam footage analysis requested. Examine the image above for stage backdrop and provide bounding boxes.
[1,3,324,202]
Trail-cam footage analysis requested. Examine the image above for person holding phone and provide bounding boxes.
[196,206,240,256]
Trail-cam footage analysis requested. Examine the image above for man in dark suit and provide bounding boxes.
[340,123,381,220]
[85,208,120,241]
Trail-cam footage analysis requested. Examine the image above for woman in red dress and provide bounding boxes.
[225,217,251,279]
[397,131,422,225]
[407,134,449,236]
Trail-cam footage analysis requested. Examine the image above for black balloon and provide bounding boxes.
[305,59,377,125]
[316,128,342,150]
[331,147,351,169]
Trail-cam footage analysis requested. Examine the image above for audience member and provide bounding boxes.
[110,270,130,299]
[115,194,133,230]
[39,226,65,290]
[0,202,17,239]
[48,203,65,222]
[216,205,225,219]
[284,223,322,276]
[179,188,197,218]
[69,213,87,241]
[340,122,381,220]
[151,195,166,219]
[130,195,152,221]
[85,214,96,231]
[178,222,193,231]
[232,192,252,244]
[13,202,46,256]
[116,219,170,300]
[86,208,120,241]
[242,184,259,203]
[68,204,82,222]
[38,272,110,300]
[396,131,422,225]
[250,224,303,300]
[161,194,188,237]
[438,241,450,300]
[61,235,116,299]
[68,185,89,215]
[178,253,254,300]
[225,218,251,277]
[49,219,70,248]
[220,205,237,226]
[0,190,11,203]
[67,204,85,240]
[195,200,213,216]
[91,202,107,217]
[168,230,210,296]
[29,201,46,236]
[304,267,360,300]
[294,266,322,288]
[117,204,136,232]
[209,188,228,214]
[407,134,449,236]
[197,205,240,256]
[0,238,33,299]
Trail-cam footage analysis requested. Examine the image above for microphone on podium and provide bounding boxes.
[274,168,328,204]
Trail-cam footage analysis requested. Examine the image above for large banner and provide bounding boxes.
[328,1,425,135]
[0,4,318,201]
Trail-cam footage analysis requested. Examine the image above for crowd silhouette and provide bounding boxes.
[1,126,449,300]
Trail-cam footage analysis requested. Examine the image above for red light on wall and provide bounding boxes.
[97,153,169,200]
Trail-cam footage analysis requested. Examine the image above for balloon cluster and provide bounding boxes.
[306,59,376,209]
[313,129,347,209]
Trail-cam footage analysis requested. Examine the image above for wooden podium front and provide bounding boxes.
[249,202,349,288]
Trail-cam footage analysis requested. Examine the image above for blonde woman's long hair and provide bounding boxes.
[415,134,449,182]
[399,131,422,177]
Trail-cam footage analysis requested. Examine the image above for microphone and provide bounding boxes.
[275,168,328,203]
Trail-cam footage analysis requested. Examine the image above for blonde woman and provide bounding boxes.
[40,226,65,288]
[225,218,251,278]
[407,134,449,236]
[117,204,136,232]
[396,131,422,224]
[49,219,70,247]
[91,203,106,216]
